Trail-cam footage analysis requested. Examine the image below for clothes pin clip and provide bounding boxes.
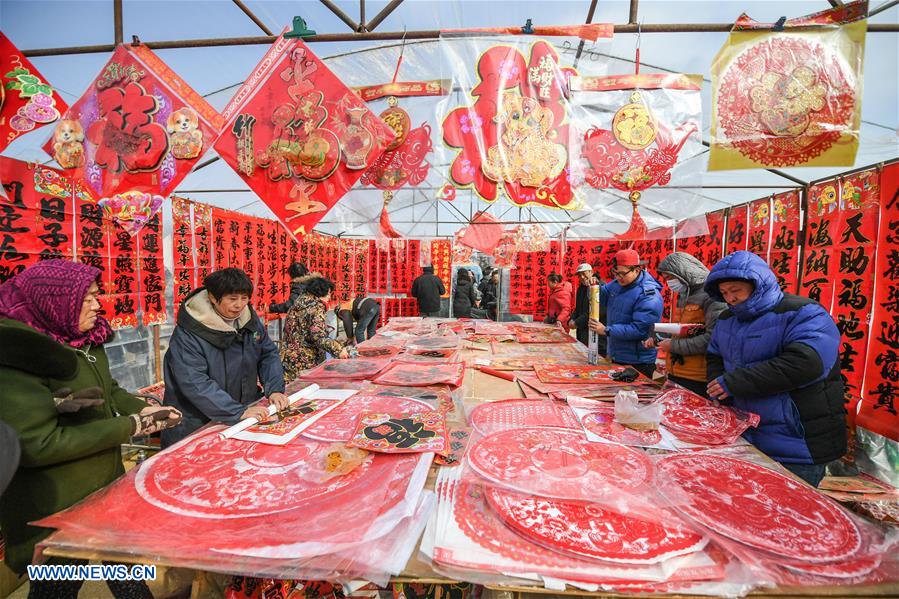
[772,16,787,32]
[521,18,535,34]
[131,35,141,46]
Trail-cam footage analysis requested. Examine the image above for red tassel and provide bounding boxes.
[615,195,648,241]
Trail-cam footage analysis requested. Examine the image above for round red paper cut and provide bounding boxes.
[717,37,855,167]
[782,554,880,579]
[467,427,652,500]
[661,390,743,445]
[136,428,379,518]
[485,487,706,564]
[582,410,662,447]
[469,399,580,436]
[656,454,861,562]
[301,394,433,442]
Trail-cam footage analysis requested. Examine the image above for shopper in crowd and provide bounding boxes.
[163,268,287,448]
[643,252,726,396]
[411,265,446,317]
[281,276,349,379]
[268,261,309,314]
[589,249,663,379]
[464,262,483,286]
[478,266,494,299]
[0,260,176,597]
[452,268,479,318]
[336,295,381,344]
[569,263,605,351]
[481,269,500,320]
[705,251,845,487]
[544,273,572,326]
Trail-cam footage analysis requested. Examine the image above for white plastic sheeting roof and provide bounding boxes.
[1,0,897,239]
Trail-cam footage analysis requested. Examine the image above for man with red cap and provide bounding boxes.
[589,248,663,378]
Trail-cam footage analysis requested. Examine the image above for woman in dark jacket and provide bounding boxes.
[268,262,309,313]
[452,268,478,318]
[706,251,845,487]
[0,260,178,597]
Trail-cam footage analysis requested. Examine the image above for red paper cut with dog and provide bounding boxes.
[442,40,578,210]
[44,45,223,235]
[216,37,394,240]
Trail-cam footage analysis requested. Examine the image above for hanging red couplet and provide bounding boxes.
[767,191,801,293]
[859,162,899,441]
[724,204,749,254]
[803,182,840,308]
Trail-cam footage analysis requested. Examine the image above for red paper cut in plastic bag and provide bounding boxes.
[216,37,394,240]
[442,40,577,209]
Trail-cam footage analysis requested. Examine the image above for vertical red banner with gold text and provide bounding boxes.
[724,205,749,254]
[802,182,839,308]
[137,212,166,325]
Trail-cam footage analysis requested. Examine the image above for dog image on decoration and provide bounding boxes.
[167,107,203,159]
[52,119,85,168]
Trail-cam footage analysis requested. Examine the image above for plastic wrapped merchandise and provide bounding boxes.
[614,389,663,431]
[35,425,435,586]
[709,1,867,169]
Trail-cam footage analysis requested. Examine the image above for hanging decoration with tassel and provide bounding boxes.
[569,30,702,240]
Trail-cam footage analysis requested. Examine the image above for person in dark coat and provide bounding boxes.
[0,260,172,596]
[411,265,446,317]
[337,295,381,344]
[590,250,663,379]
[705,251,846,487]
[0,421,19,496]
[452,268,478,318]
[162,268,288,448]
[568,263,606,353]
[481,270,500,320]
[268,262,309,313]
[644,252,727,397]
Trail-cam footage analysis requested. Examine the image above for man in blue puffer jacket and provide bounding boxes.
[705,251,846,487]
[589,249,663,379]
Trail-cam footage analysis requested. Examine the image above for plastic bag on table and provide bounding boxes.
[298,358,392,381]
[657,387,760,446]
[460,425,658,515]
[650,446,899,588]
[614,390,663,431]
[372,361,465,388]
[567,396,667,449]
[424,466,718,588]
[34,427,434,586]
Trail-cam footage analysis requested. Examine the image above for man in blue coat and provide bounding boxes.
[161,268,288,448]
[589,249,663,379]
[705,251,846,487]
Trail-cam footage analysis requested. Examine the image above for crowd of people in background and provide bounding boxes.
[0,242,849,588]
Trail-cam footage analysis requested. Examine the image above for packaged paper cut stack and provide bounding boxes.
[35,424,435,586]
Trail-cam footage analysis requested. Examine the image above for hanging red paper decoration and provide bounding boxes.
[573,74,701,240]
[45,45,223,235]
[442,41,578,210]
[0,32,68,152]
[216,37,394,240]
[709,2,867,169]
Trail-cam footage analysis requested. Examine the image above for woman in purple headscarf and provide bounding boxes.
[0,259,180,598]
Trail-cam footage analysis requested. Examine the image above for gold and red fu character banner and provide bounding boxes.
[0,157,164,329]
[215,36,393,241]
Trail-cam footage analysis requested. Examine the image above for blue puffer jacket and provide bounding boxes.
[705,251,846,465]
[601,270,664,365]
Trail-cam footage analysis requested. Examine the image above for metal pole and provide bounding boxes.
[232,0,274,36]
[113,0,123,45]
[152,325,162,383]
[629,0,640,24]
[360,0,366,32]
[367,0,405,31]
[319,0,360,32]
[22,23,899,56]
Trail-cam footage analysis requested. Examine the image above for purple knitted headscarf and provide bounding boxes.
[0,259,112,348]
